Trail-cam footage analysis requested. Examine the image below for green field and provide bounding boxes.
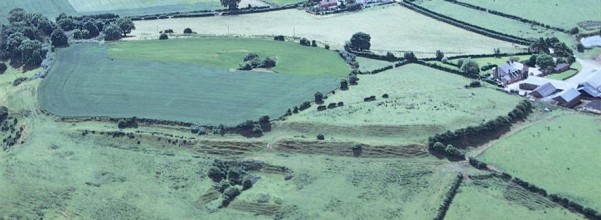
[447,177,584,220]
[356,57,395,73]
[480,110,601,210]
[415,0,574,46]
[0,0,76,24]
[460,0,601,30]
[0,0,269,22]
[280,64,522,145]
[108,38,349,77]
[132,5,524,56]
[39,41,345,125]
[544,69,578,80]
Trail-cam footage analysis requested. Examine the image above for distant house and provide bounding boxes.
[553,88,581,108]
[578,71,601,98]
[530,82,560,98]
[554,63,570,73]
[319,0,339,9]
[493,61,528,85]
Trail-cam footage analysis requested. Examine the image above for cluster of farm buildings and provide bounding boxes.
[490,60,601,113]
[315,0,393,11]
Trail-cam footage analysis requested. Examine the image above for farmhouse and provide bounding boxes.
[493,61,528,85]
[319,0,339,10]
[530,82,560,98]
[578,71,601,98]
[553,88,581,108]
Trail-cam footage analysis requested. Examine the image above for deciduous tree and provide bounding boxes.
[350,32,371,51]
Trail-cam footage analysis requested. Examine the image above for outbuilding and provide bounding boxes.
[530,82,560,98]
[553,88,581,108]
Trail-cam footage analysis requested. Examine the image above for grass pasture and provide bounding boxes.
[480,110,601,210]
[279,64,522,145]
[460,0,601,30]
[65,0,267,15]
[39,42,343,126]
[109,38,349,77]
[415,0,574,46]
[131,5,524,56]
[447,177,584,220]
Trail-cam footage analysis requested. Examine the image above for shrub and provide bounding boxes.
[317,105,327,111]
[327,103,337,109]
[337,102,344,107]
[238,62,252,70]
[117,117,138,129]
[103,24,122,41]
[273,35,285,41]
[300,38,311,46]
[184,28,193,34]
[311,40,317,47]
[436,50,444,61]
[51,29,68,47]
[159,33,169,40]
[242,176,253,190]
[382,93,389,98]
[222,186,241,207]
[340,79,348,90]
[317,134,325,140]
[363,96,376,102]
[460,59,480,77]
[262,57,277,68]
[569,27,579,34]
[73,29,83,39]
[208,166,225,182]
[325,45,330,50]
[386,52,396,61]
[314,92,324,103]
[403,51,417,62]
[349,74,358,85]
[0,63,7,74]
[244,53,259,62]
[299,101,311,111]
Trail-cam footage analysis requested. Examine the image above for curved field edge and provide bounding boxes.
[107,38,350,77]
[479,110,601,211]
[38,43,340,126]
[130,5,525,56]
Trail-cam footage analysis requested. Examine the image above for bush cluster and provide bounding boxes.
[430,142,465,161]
[238,53,277,70]
[117,117,138,129]
[369,65,393,74]
[207,160,264,207]
[234,115,270,137]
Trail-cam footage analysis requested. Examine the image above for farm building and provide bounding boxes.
[530,82,560,98]
[319,0,339,9]
[578,71,601,98]
[493,61,528,85]
[553,88,581,108]
[553,63,570,73]
[582,100,601,114]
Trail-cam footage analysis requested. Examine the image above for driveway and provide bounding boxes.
[566,58,601,86]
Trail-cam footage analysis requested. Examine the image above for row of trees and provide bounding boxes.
[56,13,135,41]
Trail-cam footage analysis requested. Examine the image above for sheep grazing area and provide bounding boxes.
[479,109,601,211]
[38,39,347,125]
[414,0,575,44]
[279,64,522,145]
[131,5,524,57]
[458,0,601,30]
